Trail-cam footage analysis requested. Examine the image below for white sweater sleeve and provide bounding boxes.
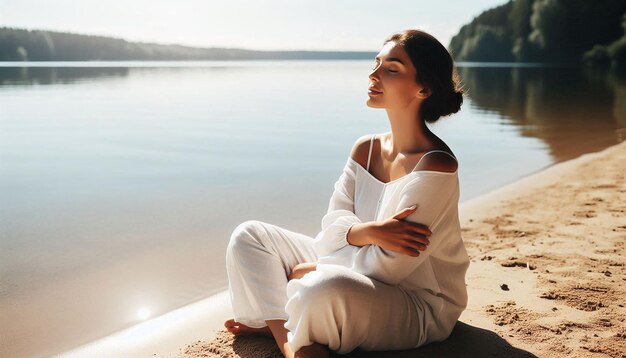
[317,174,457,285]
[312,158,363,257]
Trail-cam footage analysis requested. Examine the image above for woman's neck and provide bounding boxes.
[383,107,433,157]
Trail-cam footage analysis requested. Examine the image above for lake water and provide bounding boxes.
[1,61,624,357]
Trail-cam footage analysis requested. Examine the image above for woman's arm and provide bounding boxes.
[351,205,431,255]
[317,174,458,285]
[312,157,364,256]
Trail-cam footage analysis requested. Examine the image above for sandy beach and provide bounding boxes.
[62,140,626,358]
[454,139,626,358]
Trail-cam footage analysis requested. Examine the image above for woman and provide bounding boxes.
[224,29,469,358]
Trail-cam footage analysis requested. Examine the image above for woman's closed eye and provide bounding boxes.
[371,58,399,73]
[371,65,398,73]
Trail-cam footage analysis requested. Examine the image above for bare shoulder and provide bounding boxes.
[349,134,376,169]
[416,150,458,173]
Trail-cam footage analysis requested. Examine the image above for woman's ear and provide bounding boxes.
[416,86,431,99]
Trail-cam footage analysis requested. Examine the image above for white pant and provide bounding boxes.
[225,220,427,354]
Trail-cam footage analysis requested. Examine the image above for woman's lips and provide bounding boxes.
[368,88,382,95]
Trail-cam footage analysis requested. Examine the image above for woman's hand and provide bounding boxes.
[288,262,317,280]
[370,205,432,257]
[346,205,431,256]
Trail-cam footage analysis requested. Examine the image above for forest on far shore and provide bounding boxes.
[449,0,626,69]
[0,27,375,61]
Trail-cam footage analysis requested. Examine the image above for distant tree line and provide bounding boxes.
[0,27,375,61]
[448,0,626,68]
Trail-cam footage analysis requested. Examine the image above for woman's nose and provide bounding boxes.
[369,67,379,81]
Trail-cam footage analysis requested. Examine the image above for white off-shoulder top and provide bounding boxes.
[312,133,470,340]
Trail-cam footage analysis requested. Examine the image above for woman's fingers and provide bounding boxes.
[394,218,431,242]
[381,240,422,257]
[391,206,430,237]
[376,217,433,257]
[407,221,432,236]
[401,246,421,257]
[403,238,428,252]
[402,222,431,245]
[392,204,418,220]
[407,230,430,246]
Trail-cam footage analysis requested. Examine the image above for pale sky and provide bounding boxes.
[0,0,508,51]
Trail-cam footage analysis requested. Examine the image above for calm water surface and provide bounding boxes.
[0,61,624,357]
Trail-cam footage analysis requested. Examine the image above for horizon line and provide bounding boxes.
[0,26,379,53]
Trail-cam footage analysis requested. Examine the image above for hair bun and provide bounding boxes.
[448,90,464,113]
[442,90,463,117]
[423,89,463,123]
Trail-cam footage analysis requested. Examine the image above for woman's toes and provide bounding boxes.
[224,318,237,328]
[224,319,249,335]
[223,319,273,337]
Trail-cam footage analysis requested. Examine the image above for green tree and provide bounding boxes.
[449,0,626,64]
[460,25,514,62]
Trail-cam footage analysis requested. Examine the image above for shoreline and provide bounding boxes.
[60,140,626,357]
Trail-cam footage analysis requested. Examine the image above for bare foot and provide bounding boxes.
[224,318,273,337]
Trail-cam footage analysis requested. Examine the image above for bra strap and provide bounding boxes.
[412,150,457,171]
[366,134,375,171]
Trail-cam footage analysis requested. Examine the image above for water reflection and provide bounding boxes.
[2,64,623,163]
[458,66,626,161]
[0,67,129,86]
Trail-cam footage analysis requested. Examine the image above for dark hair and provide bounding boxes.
[384,29,464,123]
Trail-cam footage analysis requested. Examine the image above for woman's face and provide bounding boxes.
[366,41,429,109]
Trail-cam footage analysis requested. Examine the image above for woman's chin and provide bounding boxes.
[365,99,383,108]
